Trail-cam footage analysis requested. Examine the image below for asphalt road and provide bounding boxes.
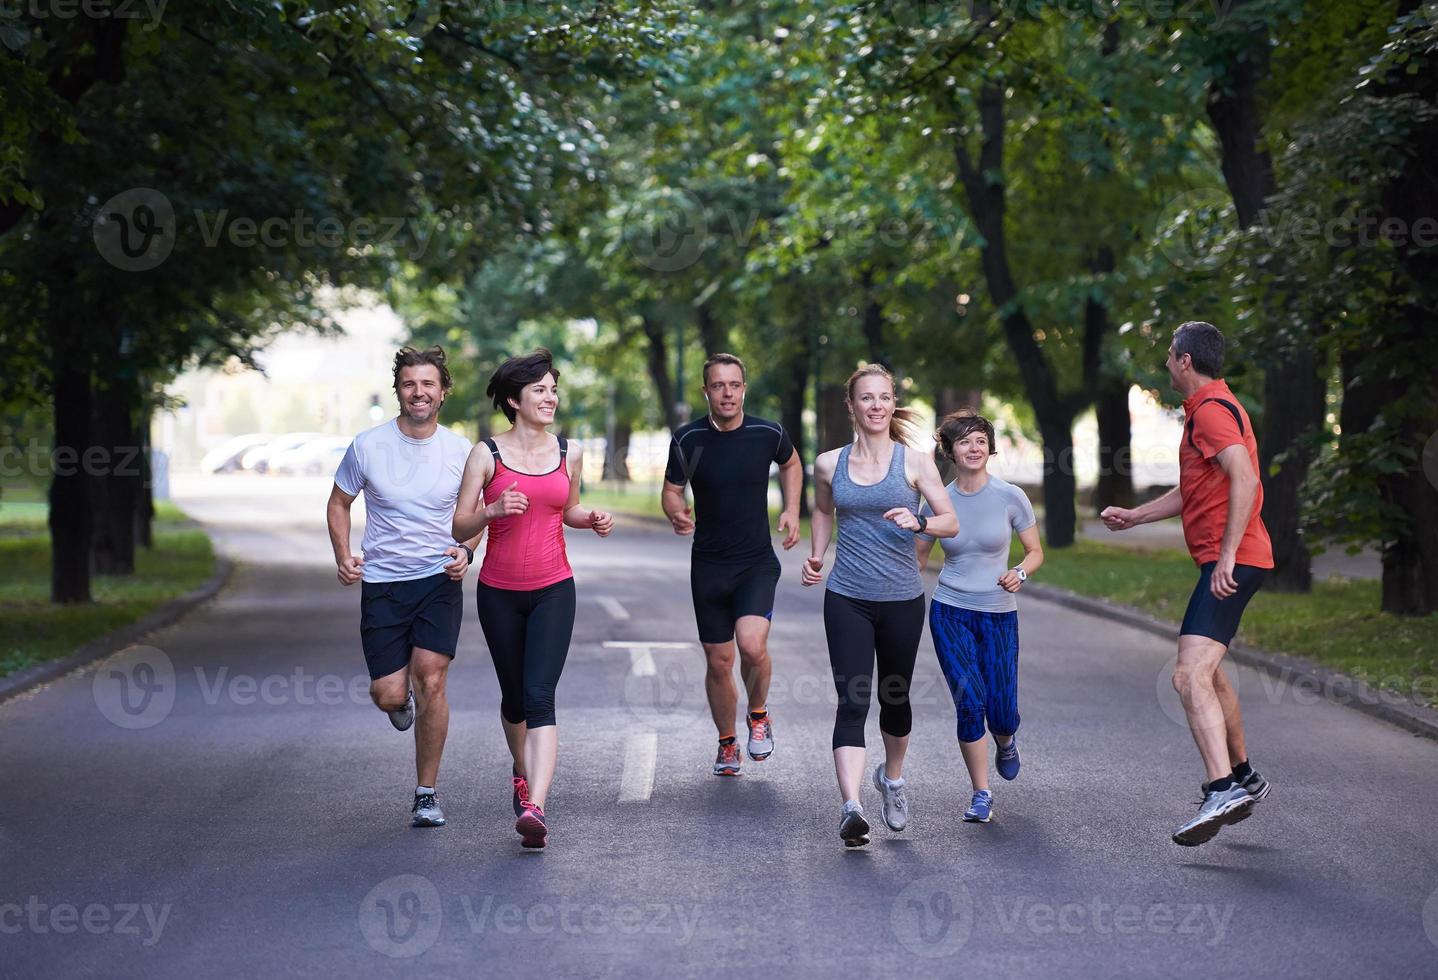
[2,475,1436,978]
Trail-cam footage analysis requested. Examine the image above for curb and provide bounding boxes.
[1024,581,1438,742]
[0,556,235,706]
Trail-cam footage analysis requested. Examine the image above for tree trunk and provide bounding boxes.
[859,269,890,370]
[817,382,850,456]
[951,80,1080,546]
[603,419,632,481]
[137,408,154,549]
[696,303,727,357]
[50,354,93,603]
[1205,3,1320,592]
[1094,379,1135,513]
[91,377,138,575]
[640,312,680,432]
[781,326,812,518]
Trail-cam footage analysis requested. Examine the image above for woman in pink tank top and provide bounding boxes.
[452,349,614,849]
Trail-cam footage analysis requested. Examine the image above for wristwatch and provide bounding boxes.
[912,513,929,534]
[459,543,474,564]
[1012,567,1027,582]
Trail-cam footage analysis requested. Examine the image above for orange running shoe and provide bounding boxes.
[746,713,774,761]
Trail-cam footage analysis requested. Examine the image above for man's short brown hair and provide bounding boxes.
[392,345,453,393]
[702,352,746,386]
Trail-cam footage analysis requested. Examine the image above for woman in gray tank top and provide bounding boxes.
[802,365,958,847]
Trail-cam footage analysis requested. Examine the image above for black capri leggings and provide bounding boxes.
[823,590,926,750]
[476,577,576,729]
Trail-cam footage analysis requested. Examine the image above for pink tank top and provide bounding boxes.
[479,436,573,590]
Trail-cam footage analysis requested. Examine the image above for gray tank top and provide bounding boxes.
[827,443,925,601]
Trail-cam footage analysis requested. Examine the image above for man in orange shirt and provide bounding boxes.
[1101,321,1275,847]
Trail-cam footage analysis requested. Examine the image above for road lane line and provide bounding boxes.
[596,596,630,620]
[603,641,692,678]
[618,732,659,802]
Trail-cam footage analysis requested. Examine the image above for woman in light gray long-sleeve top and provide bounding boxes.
[802,365,958,848]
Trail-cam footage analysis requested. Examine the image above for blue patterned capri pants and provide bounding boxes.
[928,601,1020,744]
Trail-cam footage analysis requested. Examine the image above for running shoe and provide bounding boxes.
[746,713,774,761]
[512,766,530,817]
[839,800,871,848]
[963,789,993,823]
[1172,784,1254,846]
[388,690,415,732]
[411,792,446,828]
[871,764,909,832]
[1239,768,1272,801]
[516,801,547,848]
[713,739,742,776]
[995,735,1021,781]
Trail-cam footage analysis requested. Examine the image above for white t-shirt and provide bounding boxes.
[333,419,472,583]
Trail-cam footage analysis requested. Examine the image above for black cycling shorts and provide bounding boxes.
[1179,562,1266,646]
[689,553,781,644]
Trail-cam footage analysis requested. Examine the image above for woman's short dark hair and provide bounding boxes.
[936,409,998,460]
[487,348,560,423]
[392,345,453,393]
[1173,320,1225,379]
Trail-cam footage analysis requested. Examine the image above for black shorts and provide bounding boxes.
[360,572,463,680]
[690,552,781,644]
[1179,562,1266,646]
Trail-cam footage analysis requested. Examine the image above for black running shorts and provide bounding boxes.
[359,572,462,680]
[689,553,781,644]
[1179,562,1266,646]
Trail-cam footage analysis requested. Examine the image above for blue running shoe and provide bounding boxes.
[963,789,992,823]
[995,735,1020,781]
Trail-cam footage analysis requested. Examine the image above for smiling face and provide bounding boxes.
[509,372,559,427]
[847,373,895,436]
[704,362,746,422]
[950,429,992,474]
[395,364,445,423]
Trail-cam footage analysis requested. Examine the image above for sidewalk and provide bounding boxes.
[1077,518,1380,582]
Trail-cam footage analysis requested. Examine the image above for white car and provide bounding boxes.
[200,434,274,474]
[241,433,328,474]
[267,436,353,476]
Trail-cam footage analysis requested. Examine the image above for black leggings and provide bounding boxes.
[476,577,576,729]
[823,590,926,750]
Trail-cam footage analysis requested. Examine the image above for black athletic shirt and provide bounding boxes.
[664,414,796,564]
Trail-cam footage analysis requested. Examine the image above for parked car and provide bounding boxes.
[267,436,352,476]
[200,434,274,474]
[241,433,327,474]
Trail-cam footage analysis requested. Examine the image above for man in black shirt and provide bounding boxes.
[662,353,803,776]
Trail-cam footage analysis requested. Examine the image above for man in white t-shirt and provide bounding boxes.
[326,346,479,828]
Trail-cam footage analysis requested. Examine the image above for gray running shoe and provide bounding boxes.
[839,800,871,848]
[746,713,774,761]
[411,792,445,828]
[713,739,742,776]
[1173,784,1253,846]
[871,764,909,832]
[388,690,415,732]
[1239,769,1271,801]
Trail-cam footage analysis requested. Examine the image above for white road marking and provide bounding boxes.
[596,596,630,621]
[603,641,692,678]
[618,732,659,802]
